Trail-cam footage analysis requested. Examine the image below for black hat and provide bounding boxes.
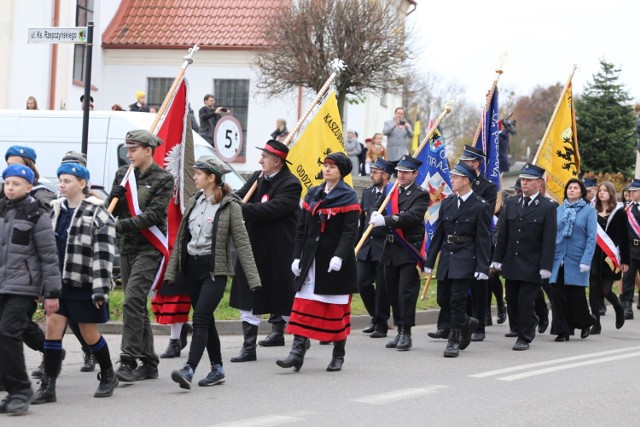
[519,163,545,179]
[583,177,597,189]
[325,152,352,177]
[629,179,640,191]
[371,158,395,176]
[256,139,291,164]
[450,161,477,182]
[459,145,485,161]
[395,155,422,172]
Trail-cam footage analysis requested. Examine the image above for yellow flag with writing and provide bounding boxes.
[288,90,352,200]
[533,83,580,202]
[411,118,421,153]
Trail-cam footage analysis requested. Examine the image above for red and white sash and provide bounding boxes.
[124,171,169,294]
[628,208,640,239]
[596,223,620,271]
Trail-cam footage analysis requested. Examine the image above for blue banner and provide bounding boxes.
[475,88,501,189]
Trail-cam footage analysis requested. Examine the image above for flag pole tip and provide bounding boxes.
[329,58,347,73]
[443,97,457,113]
[183,44,200,64]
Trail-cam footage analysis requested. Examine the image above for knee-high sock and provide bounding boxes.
[43,339,63,378]
[88,335,112,372]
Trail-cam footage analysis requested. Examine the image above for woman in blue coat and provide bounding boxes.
[550,178,597,341]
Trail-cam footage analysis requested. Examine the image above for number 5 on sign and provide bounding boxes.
[213,115,243,162]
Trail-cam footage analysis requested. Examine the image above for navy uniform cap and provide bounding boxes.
[450,161,476,182]
[459,145,485,161]
[583,177,597,188]
[519,163,545,179]
[371,158,395,176]
[629,179,640,191]
[395,155,422,172]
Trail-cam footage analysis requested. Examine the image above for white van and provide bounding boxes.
[0,110,244,191]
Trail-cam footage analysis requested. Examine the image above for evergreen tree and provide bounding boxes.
[575,59,636,174]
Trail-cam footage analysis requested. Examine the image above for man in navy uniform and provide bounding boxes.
[369,155,429,351]
[424,161,491,358]
[357,158,399,338]
[492,163,556,351]
[620,178,640,319]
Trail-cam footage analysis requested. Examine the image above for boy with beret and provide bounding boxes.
[0,164,60,414]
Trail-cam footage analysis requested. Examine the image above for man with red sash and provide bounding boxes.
[369,155,429,351]
[620,178,640,319]
[108,130,174,382]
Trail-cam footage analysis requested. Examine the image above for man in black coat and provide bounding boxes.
[198,94,224,145]
[620,178,640,319]
[425,161,491,358]
[357,158,399,338]
[229,140,302,362]
[492,163,557,351]
[369,155,429,351]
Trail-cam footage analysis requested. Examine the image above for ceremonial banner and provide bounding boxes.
[288,90,351,199]
[534,82,580,202]
[411,116,421,153]
[416,126,453,252]
[475,88,501,189]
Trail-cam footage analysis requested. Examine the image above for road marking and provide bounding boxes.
[210,415,305,427]
[470,345,640,378]
[497,351,640,381]
[351,385,448,404]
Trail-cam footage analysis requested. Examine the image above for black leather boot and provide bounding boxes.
[444,329,461,358]
[32,374,57,404]
[385,329,401,348]
[80,350,96,372]
[160,339,181,359]
[623,300,634,320]
[180,323,193,350]
[94,367,119,398]
[230,321,258,362]
[613,300,625,329]
[276,335,309,372]
[396,326,412,351]
[258,322,285,347]
[485,311,493,326]
[460,317,479,350]
[497,305,507,324]
[327,339,346,371]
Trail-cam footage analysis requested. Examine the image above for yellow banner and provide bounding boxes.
[534,83,580,202]
[288,90,352,199]
[411,119,421,153]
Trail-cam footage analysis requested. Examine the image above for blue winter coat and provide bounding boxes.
[550,202,597,286]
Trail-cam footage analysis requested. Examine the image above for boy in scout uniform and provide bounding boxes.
[108,130,174,381]
[424,161,491,358]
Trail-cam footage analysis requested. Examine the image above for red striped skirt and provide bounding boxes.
[286,296,351,342]
[151,294,191,324]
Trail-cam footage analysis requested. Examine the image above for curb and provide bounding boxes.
[97,309,442,336]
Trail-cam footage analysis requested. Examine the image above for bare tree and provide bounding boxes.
[254,0,412,116]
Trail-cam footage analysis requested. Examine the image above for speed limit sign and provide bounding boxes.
[213,115,243,162]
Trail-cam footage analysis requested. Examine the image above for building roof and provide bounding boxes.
[102,0,287,50]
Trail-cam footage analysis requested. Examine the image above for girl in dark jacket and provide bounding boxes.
[33,163,117,404]
[589,182,629,333]
[277,152,360,372]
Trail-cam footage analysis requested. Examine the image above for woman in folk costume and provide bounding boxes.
[589,182,629,333]
[277,152,360,372]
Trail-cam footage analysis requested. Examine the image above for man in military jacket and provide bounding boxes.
[492,163,556,351]
[620,178,640,319]
[425,161,491,358]
[369,155,429,351]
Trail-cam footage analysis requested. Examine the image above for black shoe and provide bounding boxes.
[362,322,375,334]
[258,322,285,347]
[590,322,602,335]
[497,305,507,324]
[614,304,625,329]
[0,396,9,414]
[485,312,493,326]
[32,374,57,405]
[623,300,634,320]
[599,304,607,316]
[396,327,412,351]
[180,323,193,350]
[276,335,308,372]
[198,364,225,387]
[133,361,159,381]
[370,329,387,338]
[581,314,596,339]
[512,339,529,351]
[460,317,479,351]
[319,341,331,345]
[554,333,570,342]
[504,330,518,338]
[94,367,118,398]
[80,350,96,373]
[231,321,258,362]
[115,358,138,383]
[471,331,485,342]
[443,329,461,358]
[637,297,640,310]
[427,329,449,339]
[171,364,194,390]
[538,318,549,334]
[160,338,181,359]
[327,339,346,371]
[385,333,401,348]
[5,388,33,415]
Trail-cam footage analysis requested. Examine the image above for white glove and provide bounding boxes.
[369,211,385,227]
[328,256,343,272]
[540,269,551,280]
[579,264,590,273]
[474,272,489,281]
[291,259,301,276]
[423,267,432,274]
[490,262,502,271]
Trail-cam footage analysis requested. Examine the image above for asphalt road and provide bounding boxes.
[6,310,640,426]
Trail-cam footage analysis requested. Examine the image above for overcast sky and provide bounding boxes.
[409,0,639,106]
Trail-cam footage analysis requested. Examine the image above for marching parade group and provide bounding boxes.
[0,125,639,416]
